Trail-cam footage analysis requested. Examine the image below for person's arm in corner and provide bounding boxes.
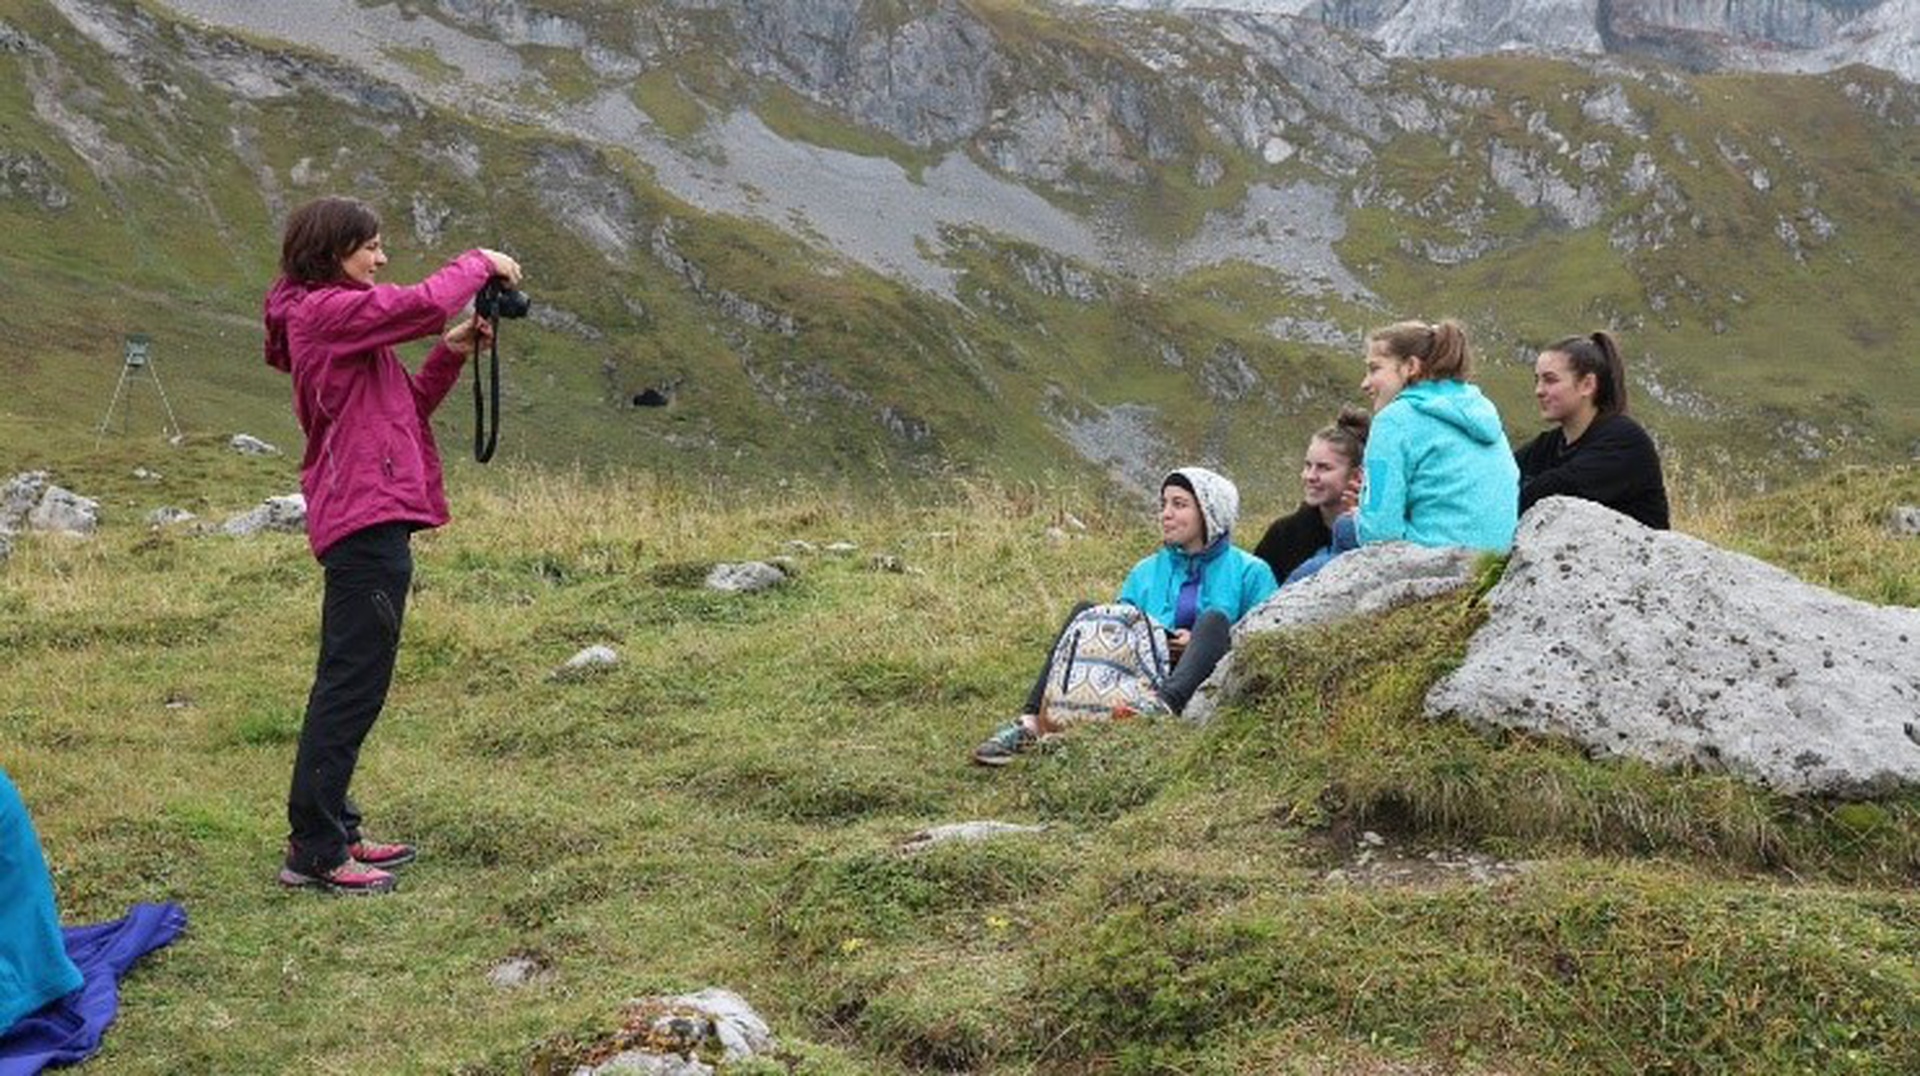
[1517,420,1657,515]
[1356,407,1410,544]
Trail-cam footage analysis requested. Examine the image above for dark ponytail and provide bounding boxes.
[1313,404,1372,468]
[1545,330,1629,419]
[1367,318,1474,382]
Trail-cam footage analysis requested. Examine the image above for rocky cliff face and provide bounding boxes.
[5,0,1917,490]
[1079,0,1919,79]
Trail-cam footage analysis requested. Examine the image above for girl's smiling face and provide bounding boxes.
[340,235,387,284]
[1534,350,1598,426]
[1361,340,1416,411]
[1300,436,1358,511]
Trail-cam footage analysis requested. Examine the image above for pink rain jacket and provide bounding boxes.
[261,250,494,559]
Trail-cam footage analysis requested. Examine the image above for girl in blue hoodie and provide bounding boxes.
[972,467,1277,765]
[1356,319,1519,553]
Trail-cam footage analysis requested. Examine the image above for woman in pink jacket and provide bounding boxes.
[262,196,521,894]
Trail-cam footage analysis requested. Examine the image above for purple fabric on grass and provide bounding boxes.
[0,903,187,1075]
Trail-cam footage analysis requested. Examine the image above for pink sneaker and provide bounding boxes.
[348,839,417,869]
[278,858,397,895]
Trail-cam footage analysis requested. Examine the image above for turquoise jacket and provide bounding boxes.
[1358,379,1519,553]
[1118,535,1278,628]
[2,769,83,1032]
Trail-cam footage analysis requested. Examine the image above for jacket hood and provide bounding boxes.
[262,276,308,373]
[1163,465,1240,544]
[1401,380,1506,446]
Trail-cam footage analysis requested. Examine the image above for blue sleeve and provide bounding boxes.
[1238,557,1278,620]
[1357,405,1411,544]
[1283,548,1331,587]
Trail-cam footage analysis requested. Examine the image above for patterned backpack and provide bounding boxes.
[1036,603,1173,733]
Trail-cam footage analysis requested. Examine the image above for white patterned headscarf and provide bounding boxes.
[1163,466,1239,545]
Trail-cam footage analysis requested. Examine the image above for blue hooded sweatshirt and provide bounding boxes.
[1118,466,1278,627]
[1357,379,1519,553]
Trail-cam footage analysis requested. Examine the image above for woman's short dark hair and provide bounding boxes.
[280,197,381,284]
[1545,330,1630,419]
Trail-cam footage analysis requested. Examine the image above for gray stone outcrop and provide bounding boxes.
[704,561,787,593]
[1426,497,1920,798]
[1,471,50,532]
[1183,541,1483,723]
[1,473,102,537]
[222,493,306,536]
[555,645,619,678]
[573,988,774,1076]
[1889,505,1920,538]
[899,821,1046,854]
[29,486,101,535]
[230,433,281,456]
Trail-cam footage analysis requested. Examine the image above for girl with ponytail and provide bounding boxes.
[1515,331,1670,529]
[1253,406,1371,585]
[1354,319,1519,552]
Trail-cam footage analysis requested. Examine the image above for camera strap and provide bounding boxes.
[472,313,500,463]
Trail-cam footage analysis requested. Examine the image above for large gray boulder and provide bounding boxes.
[1426,497,1920,798]
[1183,541,1484,724]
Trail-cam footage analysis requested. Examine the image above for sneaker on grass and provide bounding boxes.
[970,720,1036,766]
[278,858,397,895]
[348,839,417,869]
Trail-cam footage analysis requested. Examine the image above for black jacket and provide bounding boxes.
[1252,502,1330,584]
[1515,412,1670,530]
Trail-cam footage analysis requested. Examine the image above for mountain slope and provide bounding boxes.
[1074,0,1920,81]
[1,0,1915,500]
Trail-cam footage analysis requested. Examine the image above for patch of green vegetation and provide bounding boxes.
[630,68,708,140]
[753,83,936,181]
[383,45,459,85]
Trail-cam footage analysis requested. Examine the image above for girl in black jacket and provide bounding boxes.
[1516,331,1670,530]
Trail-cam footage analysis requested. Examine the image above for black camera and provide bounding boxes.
[474,276,530,320]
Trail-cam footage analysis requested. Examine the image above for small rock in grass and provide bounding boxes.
[556,645,619,677]
[900,821,1046,854]
[230,433,280,456]
[1889,506,1920,538]
[704,561,786,593]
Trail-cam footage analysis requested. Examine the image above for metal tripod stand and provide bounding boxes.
[96,334,183,444]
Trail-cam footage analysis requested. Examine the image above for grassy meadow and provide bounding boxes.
[2,448,1918,1074]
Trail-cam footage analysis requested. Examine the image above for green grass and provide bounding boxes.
[3,458,1917,1073]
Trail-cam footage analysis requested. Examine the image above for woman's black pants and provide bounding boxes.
[285,523,412,874]
[1021,604,1231,717]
